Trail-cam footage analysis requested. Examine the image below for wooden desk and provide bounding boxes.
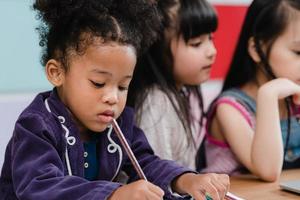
[229,169,300,199]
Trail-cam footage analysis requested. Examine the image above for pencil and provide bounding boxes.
[111,119,147,181]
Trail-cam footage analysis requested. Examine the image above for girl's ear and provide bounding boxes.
[248,37,261,63]
[45,59,65,86]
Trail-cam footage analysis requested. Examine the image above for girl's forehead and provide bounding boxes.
[92,42,135,52]
[71,40,136,59]
[89,39,134,51]
[77,34,137,54]
[84,43,136,63]
[67,41,137,73]
[282,15,300,43]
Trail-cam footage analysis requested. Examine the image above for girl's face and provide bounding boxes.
[268,14,300,84]
[57,42,136,133]
[171,33,216,88]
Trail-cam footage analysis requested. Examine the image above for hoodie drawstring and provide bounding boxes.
[45,98,76,176]
[44,98,122,179]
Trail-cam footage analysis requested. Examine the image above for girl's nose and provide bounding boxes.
[102,89,119,105]
[206,42,217,60]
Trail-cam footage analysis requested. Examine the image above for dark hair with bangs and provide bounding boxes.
[127,0,218,147]
[221,0,300,168]
[179,0,218,43]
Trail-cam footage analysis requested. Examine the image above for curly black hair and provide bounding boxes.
[33,0,161,68]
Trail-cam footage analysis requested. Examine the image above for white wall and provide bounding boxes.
[0,0,51,93]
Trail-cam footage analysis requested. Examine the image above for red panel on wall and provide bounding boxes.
[210,5,248,79]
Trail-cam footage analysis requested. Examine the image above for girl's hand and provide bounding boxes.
[172,173,230,200]
[108,180,164,200]
[259,78,300,101]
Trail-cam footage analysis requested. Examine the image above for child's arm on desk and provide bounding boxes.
[172,172,230,200]
[109,172,230,200]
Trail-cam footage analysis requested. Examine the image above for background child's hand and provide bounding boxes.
[108,180,164,200]
[259,78,300,101]
[172,173,230,200]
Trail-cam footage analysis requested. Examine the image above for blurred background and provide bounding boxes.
[0,0,251,169]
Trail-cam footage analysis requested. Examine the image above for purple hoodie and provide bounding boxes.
[0,89,193,200]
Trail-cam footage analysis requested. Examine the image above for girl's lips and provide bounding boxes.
[97,114,113,123]
[97,110,115,123]
[102,110,115,117]
[202,65,211,70]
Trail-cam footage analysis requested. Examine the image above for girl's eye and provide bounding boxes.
[189,34,214,47]
[118,86,128,91]
[90,80,105,88]
[294,51,300,56]
[190,42,202,47]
